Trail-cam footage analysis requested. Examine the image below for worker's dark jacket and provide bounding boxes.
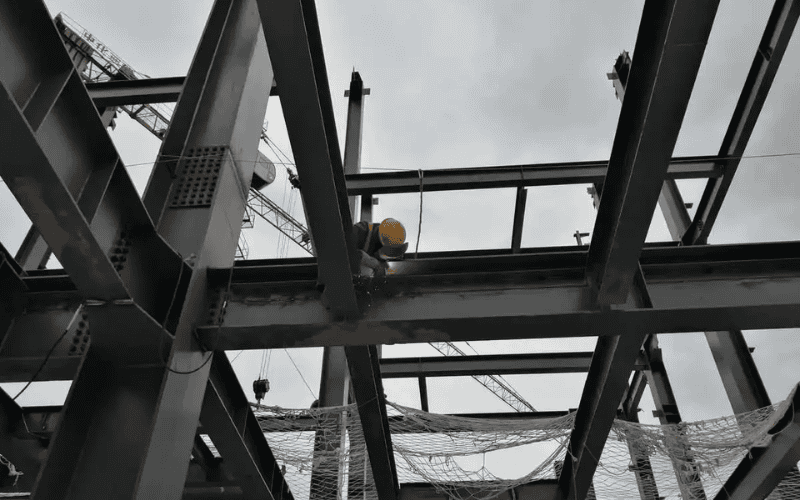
[352,221,383,258]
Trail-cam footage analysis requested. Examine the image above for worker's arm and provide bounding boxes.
[359,250,383,271]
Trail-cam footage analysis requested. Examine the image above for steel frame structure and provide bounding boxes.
[0,0,798,499]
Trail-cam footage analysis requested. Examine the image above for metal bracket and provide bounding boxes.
[170,146,227,208]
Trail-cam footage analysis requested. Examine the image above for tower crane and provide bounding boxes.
[428,342,536,412]
[54,13,313,259]
[55,13,533,412]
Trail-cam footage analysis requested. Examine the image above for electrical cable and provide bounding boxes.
[12,305,84,401]
[283,348,316,399]
[230,350,244,364]
[158,252,235,375]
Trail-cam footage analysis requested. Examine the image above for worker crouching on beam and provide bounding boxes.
[352,218,408,277]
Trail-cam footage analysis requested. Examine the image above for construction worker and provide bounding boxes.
[353,218,409,276]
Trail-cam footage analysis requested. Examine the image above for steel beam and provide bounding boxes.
[192,435,225,482]
[85,76,185,107]
[14,226,51,271]
[418,377,429,412]
[346,156,723,195]
[510,187,527,253]
[84,77,279,108]
[586,0,718,305]
[398,481,560,500]
[0,0,273,498]
[345,345,399,500]
[380,352,600,378]
[197,242,800,350]
[685,0,800,245]
[705,330,772,414]
[658,178,692,243]
[256,0,359,317]
[202,352,293,500]
[622,412,662,500]
[0,242,25,346]
[640,335,706,498]
[343,70,366,220]
[557,327,647,500]
[12,69,131,275]
[256,6,397,500]
[620,370,648,420]
[713,384,800,500]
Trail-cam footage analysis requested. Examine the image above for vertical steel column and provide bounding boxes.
[360,195,374,223]
[311,70,369,500]
[510,187,527,253]
[343,71,368,221]
[621,412,661,500]
[640,336,706,499]
[418,377,429,412]
[311,346,349,500]
[27,1,273,498]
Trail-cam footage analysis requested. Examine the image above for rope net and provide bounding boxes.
[253,393,800,500]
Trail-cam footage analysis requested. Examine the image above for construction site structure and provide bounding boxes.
[0,1,799,500]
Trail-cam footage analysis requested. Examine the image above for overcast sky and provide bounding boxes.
[0,0,799,479]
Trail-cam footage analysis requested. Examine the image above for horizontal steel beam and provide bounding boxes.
[380,352,606,377]
[16,407,574,438]
[193,241,800,350]
[256,410,574,434]
[85,77,185,107]
[85,77,279,107]
[399,481,560,500]
[713,384,800,500]
[345,156,724,195]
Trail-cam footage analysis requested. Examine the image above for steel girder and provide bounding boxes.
[713,384,800,500]
[191,241,800,350]
[607,50,708,499]
[11,408,575,439]
[85,76,185,107]
[255,5,398,500]
[684,0,800,245]
[346,156,723,195]
[557,327,649,500]
[343,70,366,219]
[585,0,719,306]
[84,77,280,108]
[510,188,527,253]
[201,352,294,500]
[380,352,600,378]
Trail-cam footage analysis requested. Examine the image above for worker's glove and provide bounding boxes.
[359,250,383,271]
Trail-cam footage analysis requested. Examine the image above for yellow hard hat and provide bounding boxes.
[378,218,408,259]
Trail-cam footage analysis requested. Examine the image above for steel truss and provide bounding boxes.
[0,0,798,499]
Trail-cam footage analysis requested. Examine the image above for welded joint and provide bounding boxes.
[206,288,229,327]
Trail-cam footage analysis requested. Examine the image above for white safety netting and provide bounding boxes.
[253,393,800,500]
